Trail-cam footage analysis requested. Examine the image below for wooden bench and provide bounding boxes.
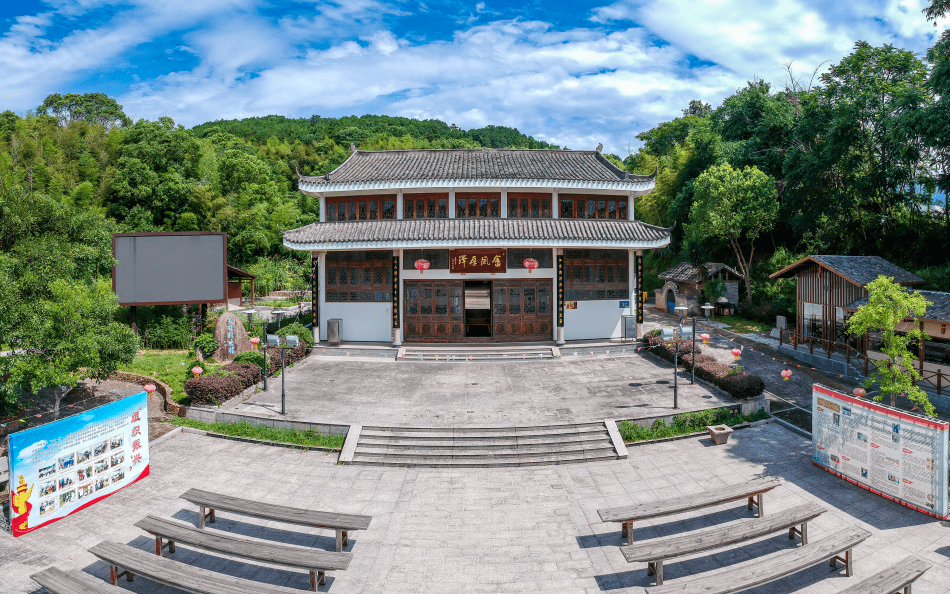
[135,514,352,590]
[835,556,932,594]
[181,487,372,552]
[644,525,871,594]
[622,502,826,585]
[598,477,780,545]
[31,567,126,594]
[88,540,304,594]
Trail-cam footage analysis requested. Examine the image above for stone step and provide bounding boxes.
[399,346,558,362]
[355,442,616,457]
[357,433,611,448]
[349,450,619,467]
[359,424,608,439]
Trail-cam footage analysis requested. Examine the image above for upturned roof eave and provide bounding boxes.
[283,236,671,251]
[297,178,655,196]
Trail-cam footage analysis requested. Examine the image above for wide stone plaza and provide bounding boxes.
[4,421,950,594]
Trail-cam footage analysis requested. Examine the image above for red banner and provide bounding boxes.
[450,249,506,274]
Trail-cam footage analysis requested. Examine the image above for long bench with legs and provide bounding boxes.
[31,567,126,594]
[835,556,932,594]
[89,540,306,594]
[643,525,871,594]
[598,478,780,545]
[181,488,372,552]
[135,514,352,590]
[621,502,826,585]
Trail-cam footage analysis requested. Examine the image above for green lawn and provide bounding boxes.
[166,417,346,449]
[713,315,772,334]
[119,350,225,403]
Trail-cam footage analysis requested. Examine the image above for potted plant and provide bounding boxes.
[707,424,734,445]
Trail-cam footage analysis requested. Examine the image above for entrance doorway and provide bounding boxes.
[404,279,552,342]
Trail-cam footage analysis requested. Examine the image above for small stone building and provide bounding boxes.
[655,262,741,316]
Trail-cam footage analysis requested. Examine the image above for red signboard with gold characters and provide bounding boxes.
[450,249,507,274]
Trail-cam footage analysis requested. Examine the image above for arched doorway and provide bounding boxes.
[665,289,676,315]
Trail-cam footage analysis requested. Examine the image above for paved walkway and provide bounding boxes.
[5,424,950,594]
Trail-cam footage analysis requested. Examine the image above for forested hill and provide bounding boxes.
[192,114,559,152]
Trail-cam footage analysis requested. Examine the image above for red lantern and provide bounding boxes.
[191,366,203,378]
[700,333,710,345]
[853,387,867,398]
[781,369,792,381]
[414,259,430,274]
[143,383,156,394]
[249,337,260,349]
[523,258,539,273]
[730,348,742,360]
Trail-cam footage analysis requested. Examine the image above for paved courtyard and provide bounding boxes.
[5,424,950,594]
[223,351,730,427]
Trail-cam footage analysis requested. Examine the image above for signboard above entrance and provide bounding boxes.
[450,249,507,274]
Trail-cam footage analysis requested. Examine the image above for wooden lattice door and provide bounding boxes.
[492,279,553,341]
[404,281,464,342]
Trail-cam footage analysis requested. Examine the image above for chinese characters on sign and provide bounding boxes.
[812,384,949,519]
[449,250,507,274]
[7,392,150,536]
[226,316,235,355]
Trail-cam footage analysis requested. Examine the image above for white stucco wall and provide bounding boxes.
[564,300,632,340]
[320,301,391,342]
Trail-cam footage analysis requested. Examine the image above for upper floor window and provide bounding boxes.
[559,194,628,220]
[325,251,392,302]
[564,249,629,300]
[507,193,552,218]
[404,193,448,219]
[326,195,396,222]
[456,192,500,218]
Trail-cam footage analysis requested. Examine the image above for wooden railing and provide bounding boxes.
[777,329,870,376]
[865,353,950,397]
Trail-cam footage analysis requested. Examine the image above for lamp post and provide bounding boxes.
[245,309,267,391]
[701,303,714,322]
[269,334,299,415]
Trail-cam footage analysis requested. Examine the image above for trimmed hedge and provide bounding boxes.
[221,362,263,389]
[184,375,242,406]
[643,334,764,399]
[233,350,265,371]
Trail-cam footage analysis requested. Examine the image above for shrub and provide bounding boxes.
[233,350,265,371]
[643,334,764,399]
[266,344,308,376]
[184,375,242,405]
[221,362,262,389]
[277,322,313,347]
[146,315,192,349]
[193,332,219,357]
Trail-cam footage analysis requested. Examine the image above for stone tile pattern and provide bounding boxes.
[5,425,950,594]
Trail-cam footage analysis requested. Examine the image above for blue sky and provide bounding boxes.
[0,0,946,153]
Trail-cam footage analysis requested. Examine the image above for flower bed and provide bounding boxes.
[643,333,764,399]
[183,344,309,406]
[619,407,769,443]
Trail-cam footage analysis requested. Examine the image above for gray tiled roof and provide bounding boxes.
[659,262,742,283]
[298,149,654,185]
[282,218,671,249]
[771,255,925,286]
[846,290,950,322]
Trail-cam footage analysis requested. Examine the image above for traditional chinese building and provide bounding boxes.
[655,262,742,316]
[281,147,671,344]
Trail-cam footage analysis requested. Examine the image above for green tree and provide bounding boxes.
[687,163,779,303]
[846,276,934,416]
[36,93,132,130]
[10,279,139,417]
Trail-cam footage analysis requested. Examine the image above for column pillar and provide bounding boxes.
[500,188,508,218]
[396,190,404,219]
[318,252,323,345]
[556,248,565,345]
[635,250,644,335]
[318,193,326,222]
[392,249,402,346]
[628,191,635,221]
[449,190,456,218]
[552,190,559,219]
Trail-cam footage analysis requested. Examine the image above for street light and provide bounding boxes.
[661,327,693,409]
[701,303,714,322]
[269,334,298,415]
[244,309,267,391]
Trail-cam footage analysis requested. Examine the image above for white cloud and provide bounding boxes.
[1,0,947,154]
[16,440,48,461]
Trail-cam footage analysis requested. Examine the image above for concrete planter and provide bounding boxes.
[707,424,734,445]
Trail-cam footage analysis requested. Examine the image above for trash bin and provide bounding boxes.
[327,319,342,346]
[622,315,637,341]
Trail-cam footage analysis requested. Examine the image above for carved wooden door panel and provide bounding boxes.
[404,281,463,342]
[492,280,553,341]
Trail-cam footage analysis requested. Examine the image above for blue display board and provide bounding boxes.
[7,393,150,536]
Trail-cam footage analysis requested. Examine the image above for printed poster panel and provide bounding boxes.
[812,383,949,519]
[7,393,150,536]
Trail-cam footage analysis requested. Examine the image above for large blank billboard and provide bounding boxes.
[112,232,227,306]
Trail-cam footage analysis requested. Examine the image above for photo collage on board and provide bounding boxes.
[38,433,127,518]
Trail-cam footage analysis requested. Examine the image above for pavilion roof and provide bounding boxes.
[282,218,671,251]
[659,262,742,283]
[296,148,655,194]
[770,255,925,286]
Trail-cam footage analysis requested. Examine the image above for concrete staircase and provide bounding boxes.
[345,422,626,467]
[397,345,558,361]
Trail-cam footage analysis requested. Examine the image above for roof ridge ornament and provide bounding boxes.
[350,143,357,153]
[596,143,603,153]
